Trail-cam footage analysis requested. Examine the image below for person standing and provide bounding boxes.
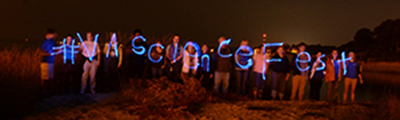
[80,32,101,94]
[291,43,309,101]
[196,44,213,91]
[251,46,269,99]
[40,29,56,96]
[325,50,342,102]
[235,40,251,96]
[126,29,148,84]
[270,46,290,100]
[103,33,123,92]
[212,36,233,94]
[149,41,165,79]
[343,52,363,102]
[181,43,199,82]
[165,34,183,82]
[60,34,78,94]
[309,51,325,101]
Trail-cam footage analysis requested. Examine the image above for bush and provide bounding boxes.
[0,46,42,119]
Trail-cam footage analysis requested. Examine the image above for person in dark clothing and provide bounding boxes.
[269,46,290,100]
[165,34,183,82]
[309,52,325,101]
[150,41,165,79]
[103,33,123,92]
[196,44,214,91]
[212,36,233,94]
[125,29,148,85]
[59,34,79,94]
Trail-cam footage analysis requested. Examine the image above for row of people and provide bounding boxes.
[40,29,363,102]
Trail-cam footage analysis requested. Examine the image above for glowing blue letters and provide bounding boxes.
[341,51,352,76]
[201,54,210,72]
[183,41,201,69]
[52,38,80,64]
[316,54,326,71]
[148,43,164,63]
[76,32,99,62]
[106,33,119,58]
[262,42,284,80]
[295,51,311,72]
[235,45,253,69]
[132,35,146,55]
[217,39,233,58]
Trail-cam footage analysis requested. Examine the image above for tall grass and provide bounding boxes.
[362,62,400,73]
[0,45,42,119]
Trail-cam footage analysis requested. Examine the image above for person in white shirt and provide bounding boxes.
[181,43,198,82]
[80,32,101,94]
[251,45,270,99]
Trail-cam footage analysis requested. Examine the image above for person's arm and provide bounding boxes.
[118,44,123,68]
[358,64,363,84]
[40,43,52,56]
[176,46,183,62]
[309,62,317,79]
[193,52,199,74]
[96,43,101,66]
[338,60,343,82]
[103,43,109,55]
[165,45,171,61]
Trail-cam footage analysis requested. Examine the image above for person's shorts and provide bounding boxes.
[40,62,54,80]
[344,77,357,87]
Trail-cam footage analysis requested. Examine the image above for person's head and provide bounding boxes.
[240,39,249,46]
[218,36,226,44]
[331,50,338,59]
[155,41,163,53]
[172,34,180,44]
[66,34,74,45]
[316,51,322,58]
[276,46,285,55]
[298,42,306,52]
[201,44,208,53]
[45,29,55,39]
[86,32,93,41]
[348,51,355,60]
[133,29,143,37]
[187,45,195,53]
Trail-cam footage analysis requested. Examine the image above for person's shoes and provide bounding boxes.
[90,89,96,94]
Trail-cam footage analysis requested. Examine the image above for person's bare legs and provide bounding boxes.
[351,80,357,102]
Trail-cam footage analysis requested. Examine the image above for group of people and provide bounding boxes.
[40,29,363,102]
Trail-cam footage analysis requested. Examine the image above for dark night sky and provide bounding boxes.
[1,0,400,47]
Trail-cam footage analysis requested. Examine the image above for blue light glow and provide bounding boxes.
[217,39,233,58]
[148,43,164,63]
[131,35,146,55]
[76,32,99,62]
[52,38,80,64]
[235,45,253,69]
[201,54,210,72]
[341,51,352,76]
[261,42,284,80]
[106,33,119,58]
[316,54,326,71]
[295,51,311,72]
[183,41,201,69]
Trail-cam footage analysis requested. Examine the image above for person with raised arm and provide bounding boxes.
[181,43,199,82]
[251,45,269,99]
[149,41,166,79]
[235,40,252,96]
[309,51,325,101]
[291,42,310,101]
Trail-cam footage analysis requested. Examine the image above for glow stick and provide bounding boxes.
[106,33,118,58]
[131,35,146,55]
[217,39,233,58]
[235,45,253,69]
[262,42,284,80]
[295,51,311,72]
[201,54,210,72]
[148,43,164,63]
[316,54,326,71]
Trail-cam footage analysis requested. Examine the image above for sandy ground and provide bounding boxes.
[25,93,375,120]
